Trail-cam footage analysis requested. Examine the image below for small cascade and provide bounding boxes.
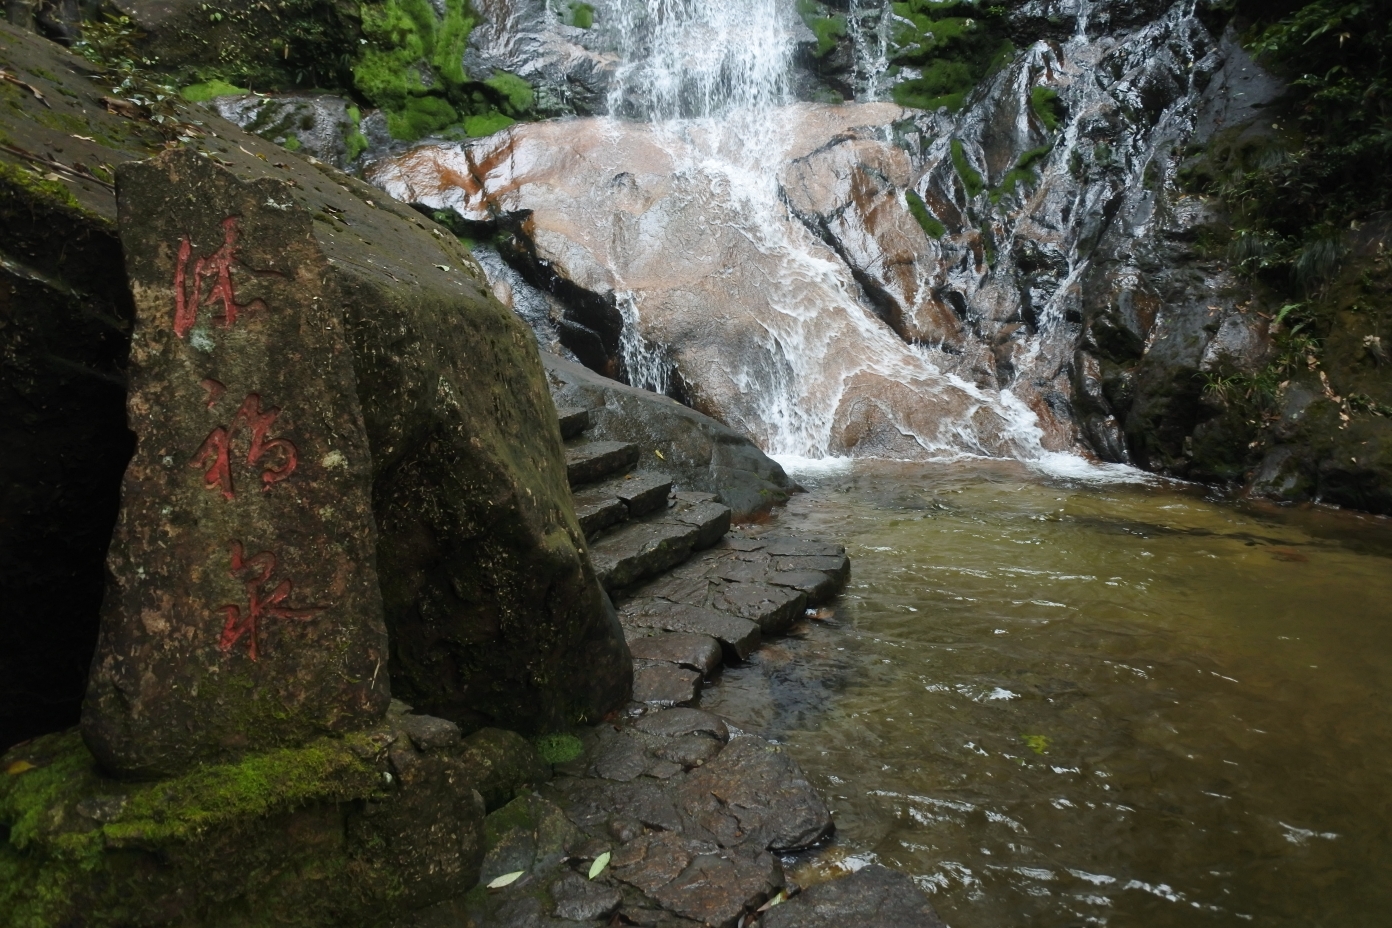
[846,0,892,101]
[601,0,795,122]
[616,292,678,397]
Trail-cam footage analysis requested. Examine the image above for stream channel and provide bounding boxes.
[702,461,1392,927]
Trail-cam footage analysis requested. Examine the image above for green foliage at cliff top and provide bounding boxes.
[888,0,1014,112]
[353,0,536,141]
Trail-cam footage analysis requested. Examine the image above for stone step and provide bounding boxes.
[625,631,723,676]
[556,405,590,440]
[590,518,700,591]
[565,440,640,487]
[572,472,674,539]
[618,601,761,661]
[574,495,627,537]
[589,498,732,590]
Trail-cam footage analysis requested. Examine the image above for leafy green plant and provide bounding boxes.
[905,188,947,238]
[887,0,1014,112]
[180,79,247,102]
[566,2,594,29]
[950,138,984,198]
[533,733,583,765]
[1030,85,1063,131]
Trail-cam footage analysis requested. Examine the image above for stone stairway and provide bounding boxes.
[558,404,849,711]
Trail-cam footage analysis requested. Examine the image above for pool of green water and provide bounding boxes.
[698,459,1392,927]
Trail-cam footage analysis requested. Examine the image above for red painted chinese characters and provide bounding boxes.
[173,217,267,338]
[189,392,299,500]
[219,542,322,661]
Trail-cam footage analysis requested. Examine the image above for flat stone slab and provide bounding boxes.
[766,568,842,604]
[556,405,590,440]
[679,737,833,853]
[626,632,722,675]
[709,581,807,635]
[761,538,846,558]
[565,440,640,487]
[633,661,702,707]
[619,602,761,660]
[762,865,946,928]
[772,553,850,586]
[550,872,622,922]
[591,519,700,590]
[633,707,729,742]
[611,472,675,517]
[611,831,781,928]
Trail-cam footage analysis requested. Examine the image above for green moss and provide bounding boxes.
[566,1,594,29]
[484,71,534,115]
[464,111,515,137]
[950,138,984,199]
[282,133,302,151]
[886,1,1016,112]
[1030,85,1063,132]
[811,13,849,58]
[354,0,476,138]
[386,95,460,141]
[905,188,947,238]
[989,143,1052,203]
[532,733,582,765]
[1022,733,1050,754]
[0,160,83,213]
[0,729,401,925]
[181,79,248,102]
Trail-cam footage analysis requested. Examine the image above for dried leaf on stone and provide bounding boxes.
[0,69,49,107]
[487,870,525,889]
[756,890,786,911]
[587,851,611,879]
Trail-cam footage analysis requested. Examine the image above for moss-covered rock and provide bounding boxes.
[0,716,491,927]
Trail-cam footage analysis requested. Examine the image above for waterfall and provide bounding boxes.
[576,0,1059,463]
[373,0,1208,477]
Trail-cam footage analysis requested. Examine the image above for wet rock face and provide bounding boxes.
[212,94,365,170]
[368,0,1305,486]
[464,0,618,117]
[84,151,390,779]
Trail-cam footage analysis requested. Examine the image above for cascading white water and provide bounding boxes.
[580,0,1058,463]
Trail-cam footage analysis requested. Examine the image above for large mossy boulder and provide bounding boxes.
[1,21,629,761]
[0,707,503,927]
[84,146,630,768]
